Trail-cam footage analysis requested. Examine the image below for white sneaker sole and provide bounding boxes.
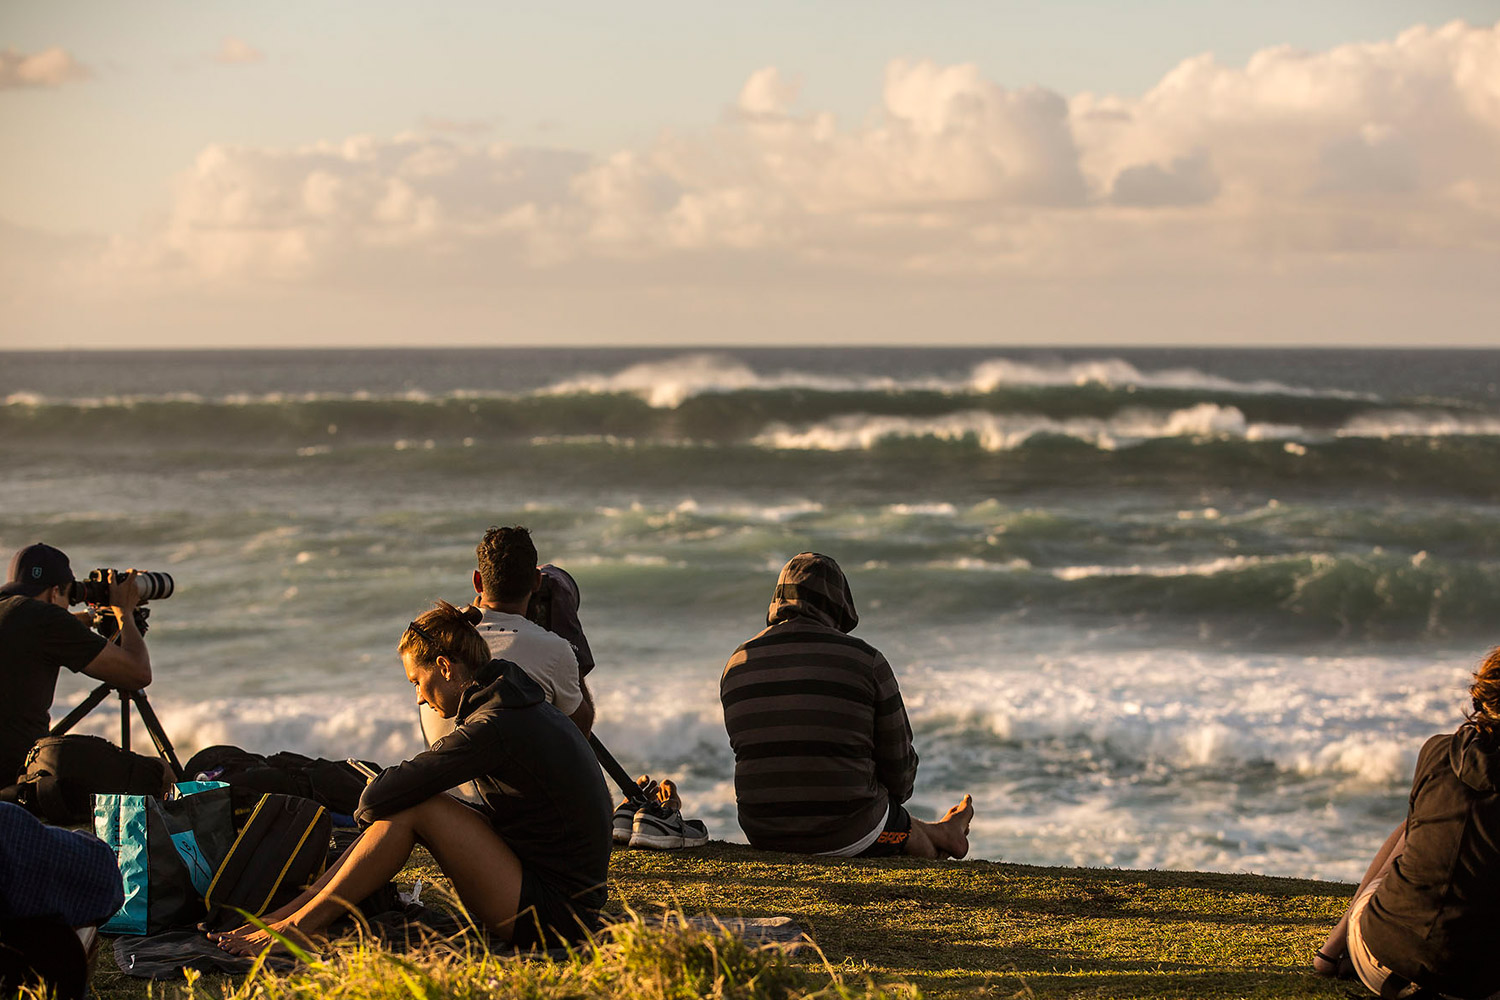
[629,831,685,849]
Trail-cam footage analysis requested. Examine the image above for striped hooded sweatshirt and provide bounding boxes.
[720,552,919,854]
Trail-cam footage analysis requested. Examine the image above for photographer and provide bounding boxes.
[0,543,152,782]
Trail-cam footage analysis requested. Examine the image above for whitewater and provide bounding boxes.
[4,346,1500,882]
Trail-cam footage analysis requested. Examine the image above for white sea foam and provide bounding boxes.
[930,557,1033,573]
[534,354,1369,409]
[964,357,1358,397]
[752,405,1304,452]
[48,632,1473,881]
[4,392,47,406]
[537,353,910,408]
[885,502,958,517]
[1337,410,1500,438]
[1050,555,1272,581]
[57,694,427,767]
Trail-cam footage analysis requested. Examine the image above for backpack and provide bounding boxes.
[530,564,595,676]
[182,745,375,818]
[202,793,332,931]
[5,735,168,825]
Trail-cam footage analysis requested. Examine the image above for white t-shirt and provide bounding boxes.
[474,608,584,716]
[418,606,586,766]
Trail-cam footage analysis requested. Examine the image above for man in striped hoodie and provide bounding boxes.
[721,552,974,859]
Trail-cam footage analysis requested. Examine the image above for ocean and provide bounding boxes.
[4,346,1499,882]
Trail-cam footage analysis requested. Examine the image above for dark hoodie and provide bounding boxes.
[1362,724,1500,999]
[358,659,612,917]
[720,553,919,855]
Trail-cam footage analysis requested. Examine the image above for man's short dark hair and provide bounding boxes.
[476,526,538,603]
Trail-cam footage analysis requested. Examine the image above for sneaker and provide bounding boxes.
[629,805,710,850]
[613,775,657,845]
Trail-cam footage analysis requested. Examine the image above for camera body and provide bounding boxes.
[68,568,174,638]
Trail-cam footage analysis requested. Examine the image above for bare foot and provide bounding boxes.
[214,920,318,958]
[1312,950,1341,977]
[930,794,974,859]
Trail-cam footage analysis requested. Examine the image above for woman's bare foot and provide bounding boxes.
[927,794,974,859]
[214,920,319,958]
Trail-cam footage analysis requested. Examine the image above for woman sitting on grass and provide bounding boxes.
[1314,647,1500,1000]
[216,601,613,955]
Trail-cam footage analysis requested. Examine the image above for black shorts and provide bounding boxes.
[854,803,912,858]
[509,868,602,950]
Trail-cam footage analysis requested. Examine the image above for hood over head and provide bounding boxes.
[767,552,859,633]
[1449,722,1500,792]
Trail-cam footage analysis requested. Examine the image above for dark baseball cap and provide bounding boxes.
[1,542,75,598]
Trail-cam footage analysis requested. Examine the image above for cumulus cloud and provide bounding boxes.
[0,46,90,89]
[59,18,1500,298]
[1111,151,1220,206]
[215,37,264,65]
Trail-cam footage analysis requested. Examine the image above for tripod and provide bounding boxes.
[50,683,184,780]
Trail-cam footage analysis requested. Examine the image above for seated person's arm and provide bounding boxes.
[546,647,593,736]
[80,572,151,690]
[568,676,595,736]
[357,723,500,825]
[872,653,919,804]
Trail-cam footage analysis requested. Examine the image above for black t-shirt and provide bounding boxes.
[0,595,108,781]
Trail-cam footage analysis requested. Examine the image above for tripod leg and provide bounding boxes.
[128,692,183,781]
[119,689,131,752]
[49,684,115,737]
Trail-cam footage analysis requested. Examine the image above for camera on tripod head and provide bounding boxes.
[68,568,175,638]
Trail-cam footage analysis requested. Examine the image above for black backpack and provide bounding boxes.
[202,793,332,931]
[182,745,375,818]
[0,735,167,825]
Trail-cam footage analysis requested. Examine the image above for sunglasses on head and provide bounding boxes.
[405,620,443,648]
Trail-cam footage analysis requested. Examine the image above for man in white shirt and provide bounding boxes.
[420,526,594,751]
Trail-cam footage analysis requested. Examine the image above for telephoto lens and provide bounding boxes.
[68,569,175,605]
[132,571,174,602]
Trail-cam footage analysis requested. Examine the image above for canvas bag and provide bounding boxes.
[94,782,236,935]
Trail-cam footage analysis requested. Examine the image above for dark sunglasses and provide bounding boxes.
[404,620,442,648]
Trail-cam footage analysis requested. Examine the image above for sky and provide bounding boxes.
[2,1,1498,349]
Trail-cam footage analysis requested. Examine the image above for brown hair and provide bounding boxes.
[397,600,490,673]
[1468,646,1500,742]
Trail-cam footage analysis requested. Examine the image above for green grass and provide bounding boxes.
[82,843,1356,999]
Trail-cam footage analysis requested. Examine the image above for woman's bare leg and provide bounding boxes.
[904,794,974,860]
[1314,822,1406,977]
[213,832,370,937]
[219,795,523,956]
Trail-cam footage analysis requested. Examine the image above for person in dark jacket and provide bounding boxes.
[721,552,973,859]
[216,601,612,955]
[1315,647,1500,1000]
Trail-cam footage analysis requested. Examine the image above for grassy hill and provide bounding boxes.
[87,843,1358,999]
[607,844,1353,999]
